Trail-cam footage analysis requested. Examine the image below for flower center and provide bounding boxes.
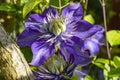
[49,17,66,36]
[33,54,76,79]
[39,54,66,75]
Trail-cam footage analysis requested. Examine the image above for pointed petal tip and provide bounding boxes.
[62,3,83,20]
[85,40,100,56]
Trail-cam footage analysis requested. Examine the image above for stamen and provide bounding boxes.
[49,17,66,36]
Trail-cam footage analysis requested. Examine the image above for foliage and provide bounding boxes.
[107,30,120,46]
[83,14,95,24]
[23,0,41,18]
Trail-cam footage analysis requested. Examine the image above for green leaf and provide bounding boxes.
[113,56,120,68]
[94,58,109,64]
[83,14,95,24]
[94,58,116,67]
[104,64,110,77]
[111,46,120,54]
[23,0,41,18]
[85,75,93,80]
[61,0,69,6]
[93,62,107,70]
[50,0,69,8]
[50,0,59,7]
[0,3,16,12]
[20,47,32,62]
[20,0,29,6]
[107,30,120,46]
[70,73,79,80]
[108,68,120,77]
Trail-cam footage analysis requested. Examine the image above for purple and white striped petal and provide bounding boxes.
[17,28,40,47]
[30,39,55,66]
[26,14,43,24]
[58,36,84,62]
[25,14,48,33]
[74,25,104,39]
[62,3,83,20]
[43,6,59,24]
[66,20,93,32]
[84,39,100,56]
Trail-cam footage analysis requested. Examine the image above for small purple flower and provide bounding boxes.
[17,3,104,66]
[32,54,91,80]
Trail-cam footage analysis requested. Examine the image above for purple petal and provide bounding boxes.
[68,54,92,67]
[94,32,104,40]
[26,14,43,24]
[62,3,83,20]
[58,36,84,62]
[43,6,58,17]
[30,39,55,66]
[74,25,104,39]
[24,14,48,33]
[66,20,93,32]
[92,32,105,46]
[75,20,93,31]
[92,27,105,45]
[84,40,100,56]
[74,70,86,80]
[42,6,59,24]
[33,71,42,80]
[17,28,40,47]
[25,23,47,33]
[74,54,92,66]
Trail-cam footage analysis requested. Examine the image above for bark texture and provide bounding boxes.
[0,24,35,80]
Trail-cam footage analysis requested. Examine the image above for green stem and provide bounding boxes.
[51,3,69,10]
[84,0,88,16]
[61,3,69,9]
[59,0,62,13]
[100,2,111,80]
[100,1,111,77]
[101,0,111,60]
[51,5,60,9]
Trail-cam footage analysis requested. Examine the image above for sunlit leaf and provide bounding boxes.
[23,0,41,18]
[70,73,78,80]
[107,30,120,46]
[83,14,95,24]
[93,62,107,70]
[104,64,110,77]
[94,58,116,67]
[94,58,109,64]
[113,56,120,68]
[20,0,29,6]
[85,75,93,80]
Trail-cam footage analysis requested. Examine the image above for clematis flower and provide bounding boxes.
[17,3,104,66]
[32,54,92,80]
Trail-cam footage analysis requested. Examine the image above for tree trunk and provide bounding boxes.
[0,24,35,80]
